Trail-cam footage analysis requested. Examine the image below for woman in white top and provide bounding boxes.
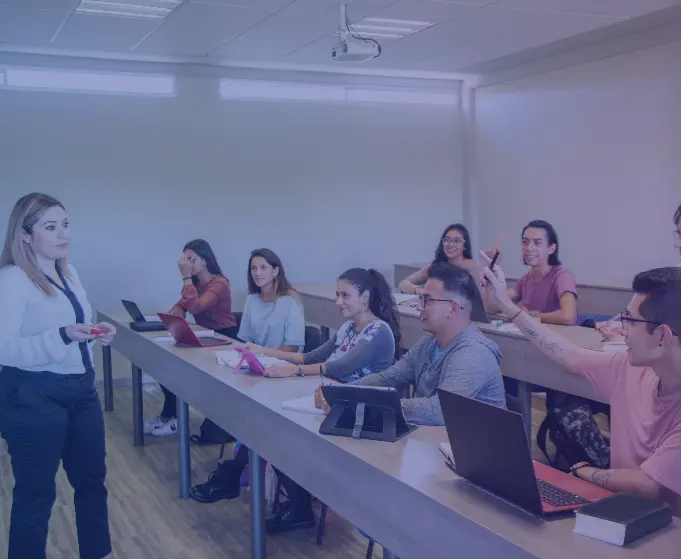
[0,194,116,559]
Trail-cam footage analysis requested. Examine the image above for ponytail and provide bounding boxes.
[367,269,403,358]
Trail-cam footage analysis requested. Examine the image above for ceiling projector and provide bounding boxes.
[332,3,381,62]
[332,36,380,62]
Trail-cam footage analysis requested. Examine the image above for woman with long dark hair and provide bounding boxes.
[144,239,237,437]
[237,248,305,351]
[399,223,482,295]
[190,268,402,535]
[254,267,401,381]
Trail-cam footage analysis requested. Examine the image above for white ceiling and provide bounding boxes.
[0,0,679,75]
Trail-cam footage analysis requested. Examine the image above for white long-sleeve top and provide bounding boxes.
[0,264,94,375]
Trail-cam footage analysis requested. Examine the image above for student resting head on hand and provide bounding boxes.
[145,239,237,437]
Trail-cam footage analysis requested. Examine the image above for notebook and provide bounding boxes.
[574,493,673,546]
[154,330,216,343]
[215,349,289,370]
[281,395,324,416]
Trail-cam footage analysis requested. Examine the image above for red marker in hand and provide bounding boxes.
[90,329,103,335]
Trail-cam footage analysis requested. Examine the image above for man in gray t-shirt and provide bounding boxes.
[316,262,507,426]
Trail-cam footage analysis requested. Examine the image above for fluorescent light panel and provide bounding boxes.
[5,68,175,96]
[351,17,433,40]
[347,88,458,106]
[220,79,457,106]
[76,0,181,19]
[220,80,345,102]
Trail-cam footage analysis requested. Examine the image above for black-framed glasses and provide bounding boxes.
[418,293,462,309]
[619,310,660,330]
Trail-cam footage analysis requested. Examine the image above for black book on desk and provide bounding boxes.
[574,493,672,546]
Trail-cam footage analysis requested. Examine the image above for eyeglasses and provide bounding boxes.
[418,293,462,309]
[442,237,465,246]
[619,310,660,329]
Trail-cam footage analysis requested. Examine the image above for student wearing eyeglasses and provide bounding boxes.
[317,262,506,426]
[399,224,483,295]
[483,263,681,516]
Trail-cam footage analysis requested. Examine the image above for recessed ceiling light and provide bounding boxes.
[350,17,433,41]
[76,0,182,19]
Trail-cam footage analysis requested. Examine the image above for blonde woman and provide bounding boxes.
[0,193,115,559]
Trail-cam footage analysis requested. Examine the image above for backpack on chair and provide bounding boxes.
[190,418,235,446]
[536,396,610,472]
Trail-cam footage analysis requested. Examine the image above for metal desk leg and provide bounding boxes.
[517,380,533,442]
[132,364,144,446]
[249,448,267,559]
[177,397,191,499]
[320,326,330,344]
[102,345,114,412]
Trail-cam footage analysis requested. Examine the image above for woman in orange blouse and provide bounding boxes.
[145,239,237,437]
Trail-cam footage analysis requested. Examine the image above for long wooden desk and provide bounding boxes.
[97,311,679,559]
[394,263,632,317]
[296,283,605,439]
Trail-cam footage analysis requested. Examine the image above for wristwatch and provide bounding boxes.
[570,461,590,477]
[296,365,305,377]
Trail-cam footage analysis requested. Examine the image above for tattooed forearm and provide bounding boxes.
[591,469,615,490]
[539,340,565,356]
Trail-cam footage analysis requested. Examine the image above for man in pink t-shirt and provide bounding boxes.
[484,264,681,516]
[506,220,578,325]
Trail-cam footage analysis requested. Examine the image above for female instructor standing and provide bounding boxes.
[0,193,115,559]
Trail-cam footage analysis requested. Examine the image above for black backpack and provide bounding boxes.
[537,397,610,472]
[190,418,235,446]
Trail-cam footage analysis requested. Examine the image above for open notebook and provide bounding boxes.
[215,349,289,370]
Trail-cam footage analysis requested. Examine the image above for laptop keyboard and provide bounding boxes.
[537,479,590,508]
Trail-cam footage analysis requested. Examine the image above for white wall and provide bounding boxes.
[0,59,463,324]
[473,40,681,287]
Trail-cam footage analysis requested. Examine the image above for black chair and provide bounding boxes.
[304,325,322,354]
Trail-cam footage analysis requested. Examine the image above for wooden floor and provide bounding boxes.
[0,386,564,558]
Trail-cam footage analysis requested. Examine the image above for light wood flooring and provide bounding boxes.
[0,386,570,558]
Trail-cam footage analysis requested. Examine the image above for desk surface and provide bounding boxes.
[100,312,680,559]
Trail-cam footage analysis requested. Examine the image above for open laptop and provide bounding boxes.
[437,389,612,516]
[157,313,231,348]
[121,300,166,332]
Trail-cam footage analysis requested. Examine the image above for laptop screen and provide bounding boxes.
[437,389,543,516]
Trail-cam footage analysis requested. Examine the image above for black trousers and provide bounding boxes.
[0,367,111,559]
[160,325,241,419]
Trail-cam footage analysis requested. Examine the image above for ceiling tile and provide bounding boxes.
[134,20,247,55]
[0,6,69,45]
[412,24,566,71]
[496,0,680,18]
[287,0,398,18]
[52,13,159,51]
[448,5,623,35]
[170,1,274,26]
[368,0,485,24]
[0,0,79,9]
[211,9,336,60]
[187,0,294,8]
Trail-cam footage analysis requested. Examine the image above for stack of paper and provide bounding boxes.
[602,341,628,352]
[281,395,324,415]
[393,293,418,306]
